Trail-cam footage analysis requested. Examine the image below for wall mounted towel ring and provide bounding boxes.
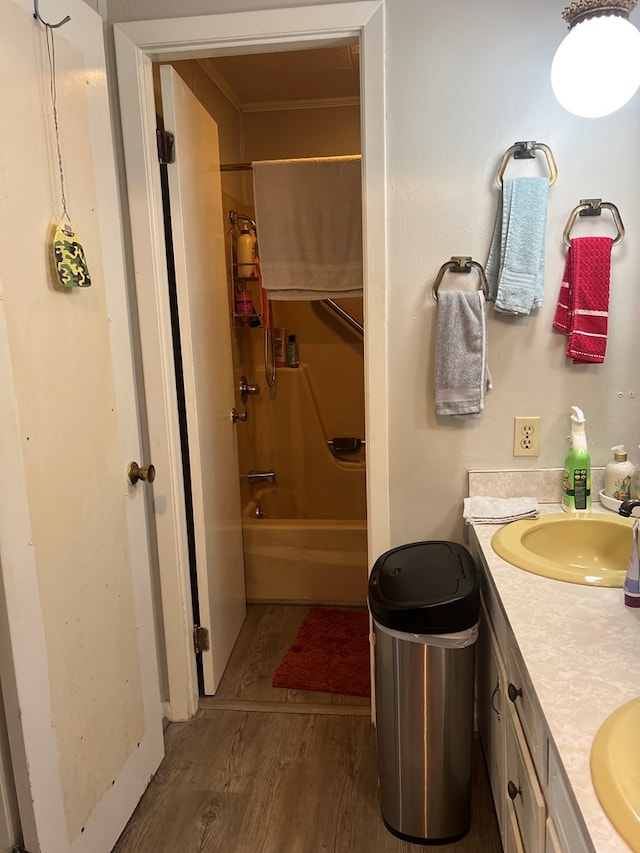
[563,198,625,248]
[496,141,558,188]
[432,256,489,301]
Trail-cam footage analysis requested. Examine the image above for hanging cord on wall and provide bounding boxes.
[34,4,91,287]
[35,0,71,220]
[45,24,70,223]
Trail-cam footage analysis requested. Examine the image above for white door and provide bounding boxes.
[160,66,247,695]
[0,1,163,851]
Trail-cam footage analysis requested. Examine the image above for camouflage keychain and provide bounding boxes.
[53,220,91,288]
[42,14,92,288]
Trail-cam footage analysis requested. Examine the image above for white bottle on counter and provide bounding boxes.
[605,445,634,501]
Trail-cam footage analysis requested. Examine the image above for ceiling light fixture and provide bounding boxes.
[551,0,640,117]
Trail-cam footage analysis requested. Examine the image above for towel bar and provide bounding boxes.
[563,198,625,248]
[432,257,489,302]
[496,141,558,188]
[322,299,364,336]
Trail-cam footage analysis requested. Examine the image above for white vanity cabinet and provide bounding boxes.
[477,598,507,837]
[475,562,595,853]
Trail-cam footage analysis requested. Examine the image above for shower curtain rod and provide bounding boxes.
[220,156,361,172]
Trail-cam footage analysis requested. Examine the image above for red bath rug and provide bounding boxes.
[272,606,370,697]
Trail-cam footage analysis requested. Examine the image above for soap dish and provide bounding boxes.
[599,489,640,516]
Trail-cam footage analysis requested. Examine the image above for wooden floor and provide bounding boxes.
[113,605,502,853]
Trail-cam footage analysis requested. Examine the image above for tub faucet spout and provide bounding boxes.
[619,499,640,517]
[246,470,276,485]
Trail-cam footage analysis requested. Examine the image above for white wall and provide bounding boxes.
[105,0,640,546]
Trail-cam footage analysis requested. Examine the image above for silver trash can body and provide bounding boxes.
[374,623,476,842]
[368,540,480,844]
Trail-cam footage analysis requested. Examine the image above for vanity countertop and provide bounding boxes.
[470,504,640,853]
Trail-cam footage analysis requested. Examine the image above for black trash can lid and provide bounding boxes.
[368,541,479,634]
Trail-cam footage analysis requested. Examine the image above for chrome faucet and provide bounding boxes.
[619,499,640,517]
[239,375,260,403]
[245,470,276,485]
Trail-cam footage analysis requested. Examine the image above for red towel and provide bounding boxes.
[552,236,613,364]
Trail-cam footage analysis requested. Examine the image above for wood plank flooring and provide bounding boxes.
[113,605,502,853]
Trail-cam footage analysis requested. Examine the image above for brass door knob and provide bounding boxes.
[127,462,156,485]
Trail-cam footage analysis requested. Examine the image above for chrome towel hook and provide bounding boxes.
[563,199,625,248]
[432,257,489,302]
[496,141,558,188]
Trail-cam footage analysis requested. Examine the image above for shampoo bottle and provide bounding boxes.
[286,334,299,368]
[562,406,591,512]
[605,445,634,501]
[237,222,256,278]
[274,328,287,367]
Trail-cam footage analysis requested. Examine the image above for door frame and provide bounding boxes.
[114,1,390,722]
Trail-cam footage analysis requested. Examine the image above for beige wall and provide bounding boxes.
[111,0,640,549]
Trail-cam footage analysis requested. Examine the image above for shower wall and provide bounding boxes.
[168,59,367,600]
[235,107,364,520]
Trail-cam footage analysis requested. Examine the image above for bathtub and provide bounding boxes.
[242,489,368,604]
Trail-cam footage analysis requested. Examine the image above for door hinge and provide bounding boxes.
[156,129,175,165]
[193,625,210,654]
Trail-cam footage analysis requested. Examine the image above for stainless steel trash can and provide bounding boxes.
[368,541,480,845]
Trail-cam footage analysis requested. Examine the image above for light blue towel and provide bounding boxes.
[485,176,549,315]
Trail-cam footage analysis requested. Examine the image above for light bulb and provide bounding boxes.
[551,14,640,117]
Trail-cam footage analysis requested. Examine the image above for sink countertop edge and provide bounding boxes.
[470,503,640,853]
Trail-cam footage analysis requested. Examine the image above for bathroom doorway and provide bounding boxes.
[114,3,388,720]
[155,44,368,693]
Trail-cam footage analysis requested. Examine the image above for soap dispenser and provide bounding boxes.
[562,406,591,512]
[605,445,634,501]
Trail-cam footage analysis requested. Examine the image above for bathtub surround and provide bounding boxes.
[218,116,367,610]
[239,366,367,604]
[243,501,368,604]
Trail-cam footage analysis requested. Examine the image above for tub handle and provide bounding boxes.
[328,437,365,457]
[243,470,276,484]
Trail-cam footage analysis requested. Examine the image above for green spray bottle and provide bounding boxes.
[562,406,591,512]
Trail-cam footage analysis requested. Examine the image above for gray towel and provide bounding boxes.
[485,177,549,315]
[463,496,539,524]
[434,291,492,417]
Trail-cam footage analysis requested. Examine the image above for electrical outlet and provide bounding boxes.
[513,416,540,457]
